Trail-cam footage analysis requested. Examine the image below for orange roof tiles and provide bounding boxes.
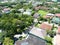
[40,23,52,30]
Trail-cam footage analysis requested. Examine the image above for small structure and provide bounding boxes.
[40,22,52,30]
[34,19,38,23]
[14,33,27,39]
[47,13,54,16]
[23,9,32,15]
[2,8,10,13]
[1,0,8,3]
[18,8,24,13]
[45,13,54,19]
[34,6,40,10]
[34,6,49,11]
[14,34,22,39]
[23,11,31,15]
[32,1,43,7]
[52,17,60,24]
[51,13,60,24]
[33,13,40,19]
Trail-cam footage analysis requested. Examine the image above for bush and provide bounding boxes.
[46,43,52,45]
[3,37,14,45]
[45,36,52,43]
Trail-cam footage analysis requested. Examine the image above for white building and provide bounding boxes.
[23,11,31,15]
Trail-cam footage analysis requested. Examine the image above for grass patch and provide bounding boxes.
[38,10,48,17]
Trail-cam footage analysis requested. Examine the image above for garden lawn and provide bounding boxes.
[38,10,48,17]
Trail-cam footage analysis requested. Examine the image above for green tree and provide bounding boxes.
[3,37,14,45]
[46,30,56,38]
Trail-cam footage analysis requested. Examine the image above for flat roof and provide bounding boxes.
[29,27,46,39]
[15,35,46,45]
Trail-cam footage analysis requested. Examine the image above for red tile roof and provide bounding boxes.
[40,23,52,30]
[55,13,60,17]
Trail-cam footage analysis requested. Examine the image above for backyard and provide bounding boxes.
[38,10,48,17]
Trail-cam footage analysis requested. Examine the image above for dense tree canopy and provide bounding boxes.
[0,13,33,37]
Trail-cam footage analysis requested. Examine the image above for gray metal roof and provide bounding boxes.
[15,35,46,45]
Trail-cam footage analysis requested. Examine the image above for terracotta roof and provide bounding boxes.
[55,13,60,17]
[40,22,52,30]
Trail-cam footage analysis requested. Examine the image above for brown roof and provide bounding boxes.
[34,7,40,10]
[40,23,52,30]
[34,6,49,10]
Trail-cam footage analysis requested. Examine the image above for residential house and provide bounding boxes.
[33,19,38,23]
[44,13,54,19]
[18,8,24,13]
[32,1,43,7]
[2,8,10,13]
[15,27,46,45]
[29,27,46,39]
[23,9,32,15]
[34,6,49,11]
[34,6,40,10]
[40,22,53,30]
[52,13,60,24]
[1,0,8,3]
[23,11,31,15]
